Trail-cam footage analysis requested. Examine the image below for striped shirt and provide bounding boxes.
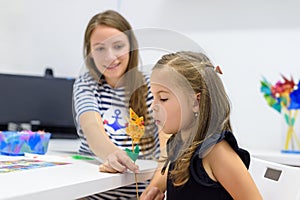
[73,72,160,200]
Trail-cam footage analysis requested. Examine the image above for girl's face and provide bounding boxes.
[90,25,130,87]
[150,68,198,135]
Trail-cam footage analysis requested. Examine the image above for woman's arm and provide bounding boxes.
[206,141,263,200]
[73,77,138,173]
[80,111,139,173]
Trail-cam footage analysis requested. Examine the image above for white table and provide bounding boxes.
[0,139,158,200]
[249,149,300,167]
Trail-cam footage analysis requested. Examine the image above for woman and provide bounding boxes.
[73,10,161,199]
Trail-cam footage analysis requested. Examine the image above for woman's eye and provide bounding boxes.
[160,98,168,102]
[114,44,124,50]
[95,47,105,52]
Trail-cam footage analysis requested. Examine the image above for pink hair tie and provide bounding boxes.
[215,66,223,74]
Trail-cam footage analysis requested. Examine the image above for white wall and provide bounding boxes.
[1,0,300,151]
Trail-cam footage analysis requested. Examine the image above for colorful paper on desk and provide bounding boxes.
[0,131,51,156]
[0,159,70,174]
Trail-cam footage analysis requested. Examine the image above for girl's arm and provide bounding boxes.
[140,167,168,200]
[140,132,170,200]
[79,111,139,173]
[205,140,263,200]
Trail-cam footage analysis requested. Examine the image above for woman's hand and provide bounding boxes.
[99,149,139,173]
[140,186,165,200]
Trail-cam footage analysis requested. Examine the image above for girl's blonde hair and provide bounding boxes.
[154,51,232,186]
[83,10,148,125]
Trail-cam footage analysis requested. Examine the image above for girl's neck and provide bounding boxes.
[179,122,198,142]
[178,129,190,142]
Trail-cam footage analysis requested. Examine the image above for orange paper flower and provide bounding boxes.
[126,108,145,144]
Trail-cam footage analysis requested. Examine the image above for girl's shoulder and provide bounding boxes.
[203,131,250,175]
[206,139,237,163]
[194,131,250,169]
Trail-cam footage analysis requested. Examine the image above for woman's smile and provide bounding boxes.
[104,62,120,70]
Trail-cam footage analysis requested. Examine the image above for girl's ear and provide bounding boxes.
[192,93,200,113]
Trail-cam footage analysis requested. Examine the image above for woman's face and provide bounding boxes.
[90,25,130,87]
[150,68,197,135]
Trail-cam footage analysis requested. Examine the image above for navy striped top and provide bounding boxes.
[73,72,160,199]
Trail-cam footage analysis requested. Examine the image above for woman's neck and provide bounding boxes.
[105,77,125,88]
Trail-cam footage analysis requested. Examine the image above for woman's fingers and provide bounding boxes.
[99,150,139,173]
[106,159,128,172]
[110,150,139,173]
[99,163,118,173]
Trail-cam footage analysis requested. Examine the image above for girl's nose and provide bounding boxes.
[150,103,159,111]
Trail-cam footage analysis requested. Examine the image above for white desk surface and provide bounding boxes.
[249,149,300,167]
[0,139,158,200]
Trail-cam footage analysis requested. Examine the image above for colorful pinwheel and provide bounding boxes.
[260,76,300,152]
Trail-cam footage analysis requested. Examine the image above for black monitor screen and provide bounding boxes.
[0,73,77,139]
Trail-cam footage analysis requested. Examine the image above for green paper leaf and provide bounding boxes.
[264,95,281,113]
[272,103,281,113]
[291,118,295,126]
[284,113,290,125]
[125,145,140,162]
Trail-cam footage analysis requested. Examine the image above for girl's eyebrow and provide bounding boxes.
[156,90,169,95]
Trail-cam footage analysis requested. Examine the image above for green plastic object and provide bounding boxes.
[71,155,95,160]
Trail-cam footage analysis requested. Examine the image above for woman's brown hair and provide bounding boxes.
[83,10,149,125]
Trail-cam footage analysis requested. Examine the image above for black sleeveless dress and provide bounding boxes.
[166,131,250,200]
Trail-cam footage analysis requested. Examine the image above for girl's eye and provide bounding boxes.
[160,98,168,102]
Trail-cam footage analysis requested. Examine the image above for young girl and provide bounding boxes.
[73,10,161,199]
[143,51,262,199]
